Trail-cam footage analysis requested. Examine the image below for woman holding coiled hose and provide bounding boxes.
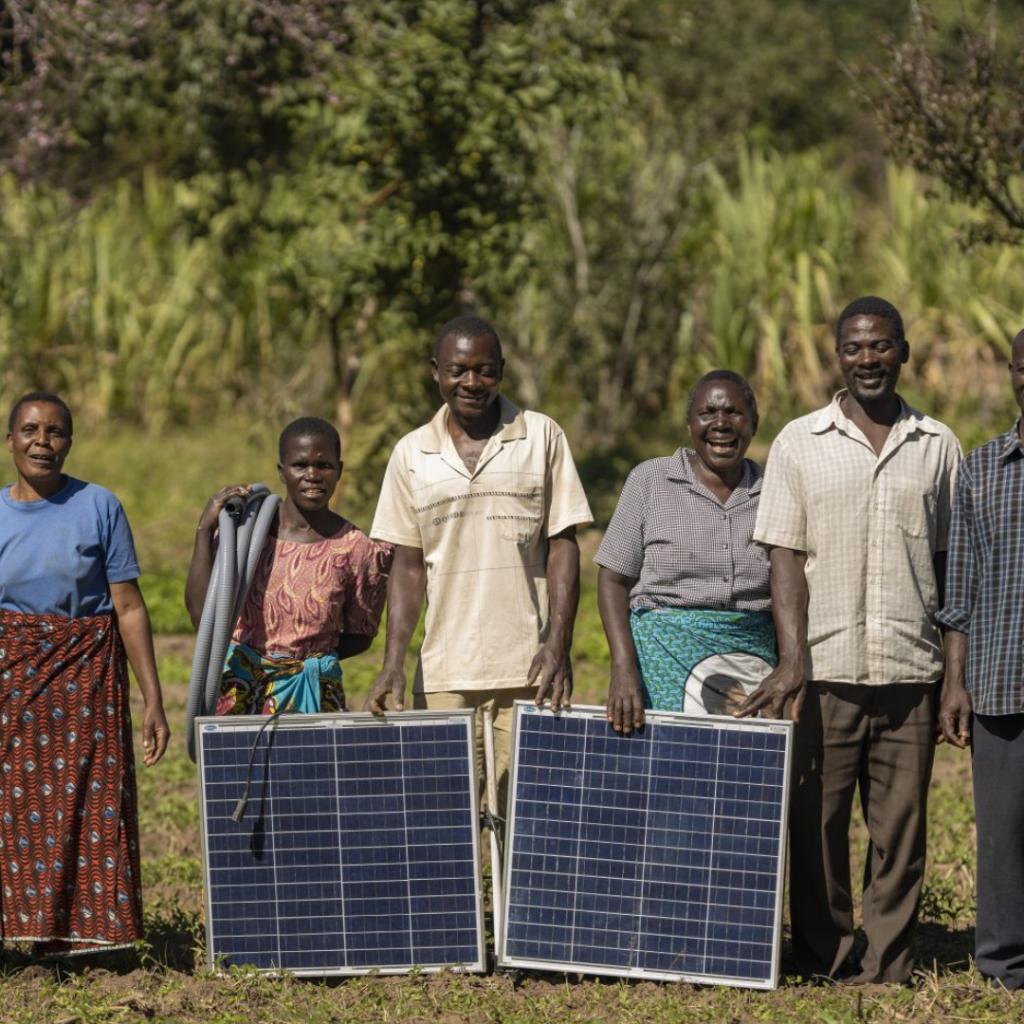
[185,417,392,718]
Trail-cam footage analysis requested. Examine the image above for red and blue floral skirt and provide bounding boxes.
[0,608,143,954]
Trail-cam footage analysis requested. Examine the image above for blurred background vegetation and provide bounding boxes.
[3,0,1024,636]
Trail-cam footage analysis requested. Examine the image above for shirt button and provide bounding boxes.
[722,544,728,549]
[721,514,727,520]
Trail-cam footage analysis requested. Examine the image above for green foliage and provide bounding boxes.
[872,1,1024,243]
[141,574,195,636]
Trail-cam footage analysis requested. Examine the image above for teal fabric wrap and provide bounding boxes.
[629,607,777,714]
[217,642,343,715]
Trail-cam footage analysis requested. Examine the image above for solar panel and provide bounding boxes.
[499,703,792,988]
[196,710,485,976]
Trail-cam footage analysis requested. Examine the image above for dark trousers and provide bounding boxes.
[789,681,937,983]
[973,712,1024,990]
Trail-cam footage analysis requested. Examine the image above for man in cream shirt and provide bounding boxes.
[366,315,593,808]
[738,297,961,984]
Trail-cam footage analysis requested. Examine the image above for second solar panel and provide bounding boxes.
[499,703,792,988]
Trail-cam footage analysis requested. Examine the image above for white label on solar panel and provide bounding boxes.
[499,703,792,989]
[196,710,486,976]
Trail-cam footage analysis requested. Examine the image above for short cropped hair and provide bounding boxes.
[8,392,74,435]
[433,315,503,361]
[278,417,341,462]
[686,370,759,428]
[835,296,905,347]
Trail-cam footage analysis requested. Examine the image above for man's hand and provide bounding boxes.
[528,642,572,710]
[938,678,972,749]
[606,662,644,734]
[363,667,407,716]
[734,660,806,721]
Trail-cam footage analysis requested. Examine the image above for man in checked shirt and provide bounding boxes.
[936,328,1024,990]
[736,297,962,983]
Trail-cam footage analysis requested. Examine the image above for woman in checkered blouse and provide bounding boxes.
[595,371,775,734]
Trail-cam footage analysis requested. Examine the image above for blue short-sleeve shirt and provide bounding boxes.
[0,476,141,617]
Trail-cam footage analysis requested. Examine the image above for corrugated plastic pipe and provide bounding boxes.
[186,485,281,761]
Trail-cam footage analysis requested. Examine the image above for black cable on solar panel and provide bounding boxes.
[231,699,294,823]
[480,808,505,833]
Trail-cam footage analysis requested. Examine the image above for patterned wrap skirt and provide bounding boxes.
[0,608,143,953]
[630,607,778,715]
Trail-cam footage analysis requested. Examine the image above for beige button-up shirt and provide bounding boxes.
[753,391,961,685]
[371,396,593,692]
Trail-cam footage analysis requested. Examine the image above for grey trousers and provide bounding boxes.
[789,681,937,983]
[973,712,1024,990]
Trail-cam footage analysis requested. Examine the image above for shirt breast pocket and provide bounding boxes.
[491,514,542,544]
[893,470,938,539]
[485,488,544,545]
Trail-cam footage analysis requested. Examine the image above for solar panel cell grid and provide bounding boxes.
[197,712,485,976]
[500,704,791,988]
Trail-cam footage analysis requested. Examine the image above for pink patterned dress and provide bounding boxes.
[217,523,392,715]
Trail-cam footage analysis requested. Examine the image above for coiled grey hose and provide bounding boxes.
[186,485,281,761]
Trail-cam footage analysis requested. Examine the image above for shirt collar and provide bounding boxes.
[809,389,943,438]
[999,420,1024,461]
[665,448,761,495]
[418,394,526,453]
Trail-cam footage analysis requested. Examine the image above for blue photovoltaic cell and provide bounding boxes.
[197,712,484,975]
[500,705,791,988]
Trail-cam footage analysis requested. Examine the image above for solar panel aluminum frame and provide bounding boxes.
[498,703,793,989]
[196,710,486,977]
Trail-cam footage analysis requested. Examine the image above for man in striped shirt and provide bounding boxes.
[936,328,1024,990]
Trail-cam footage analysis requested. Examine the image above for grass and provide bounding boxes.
[0,427,1015,1022]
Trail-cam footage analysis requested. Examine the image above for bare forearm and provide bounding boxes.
[110,584,164,709]
[597,567,639,668]
[184,527,216,629]
[185,484,253,629]
[769,547,808,669]
[933,550,948,615]
[546,529,581,654]
[941,629,968,691]
[379,546,426,671]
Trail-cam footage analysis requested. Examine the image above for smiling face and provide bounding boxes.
[687,380,756,478]
[836,313,908,405]
[432,332,504,427]
[277,434,341,515]
[7,401,73,498]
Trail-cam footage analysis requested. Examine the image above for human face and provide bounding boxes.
[277,435,341,514]
[836,313,908,405]
[1010,331,1024,421]
[7,401,73,497]
[432,333,503,425]
[687,380,756,478]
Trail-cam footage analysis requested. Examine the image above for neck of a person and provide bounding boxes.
[277,500,336,539]
[447,401,502,443]
[10,474,66,503]
[842,390,901,428]
[689,453,742,501]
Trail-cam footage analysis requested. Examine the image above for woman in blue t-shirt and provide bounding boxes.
[0,391,169,957]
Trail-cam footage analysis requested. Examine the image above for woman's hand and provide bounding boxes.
[607,660,645,735]
[142,701,171,765]
[197,484,252,533]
